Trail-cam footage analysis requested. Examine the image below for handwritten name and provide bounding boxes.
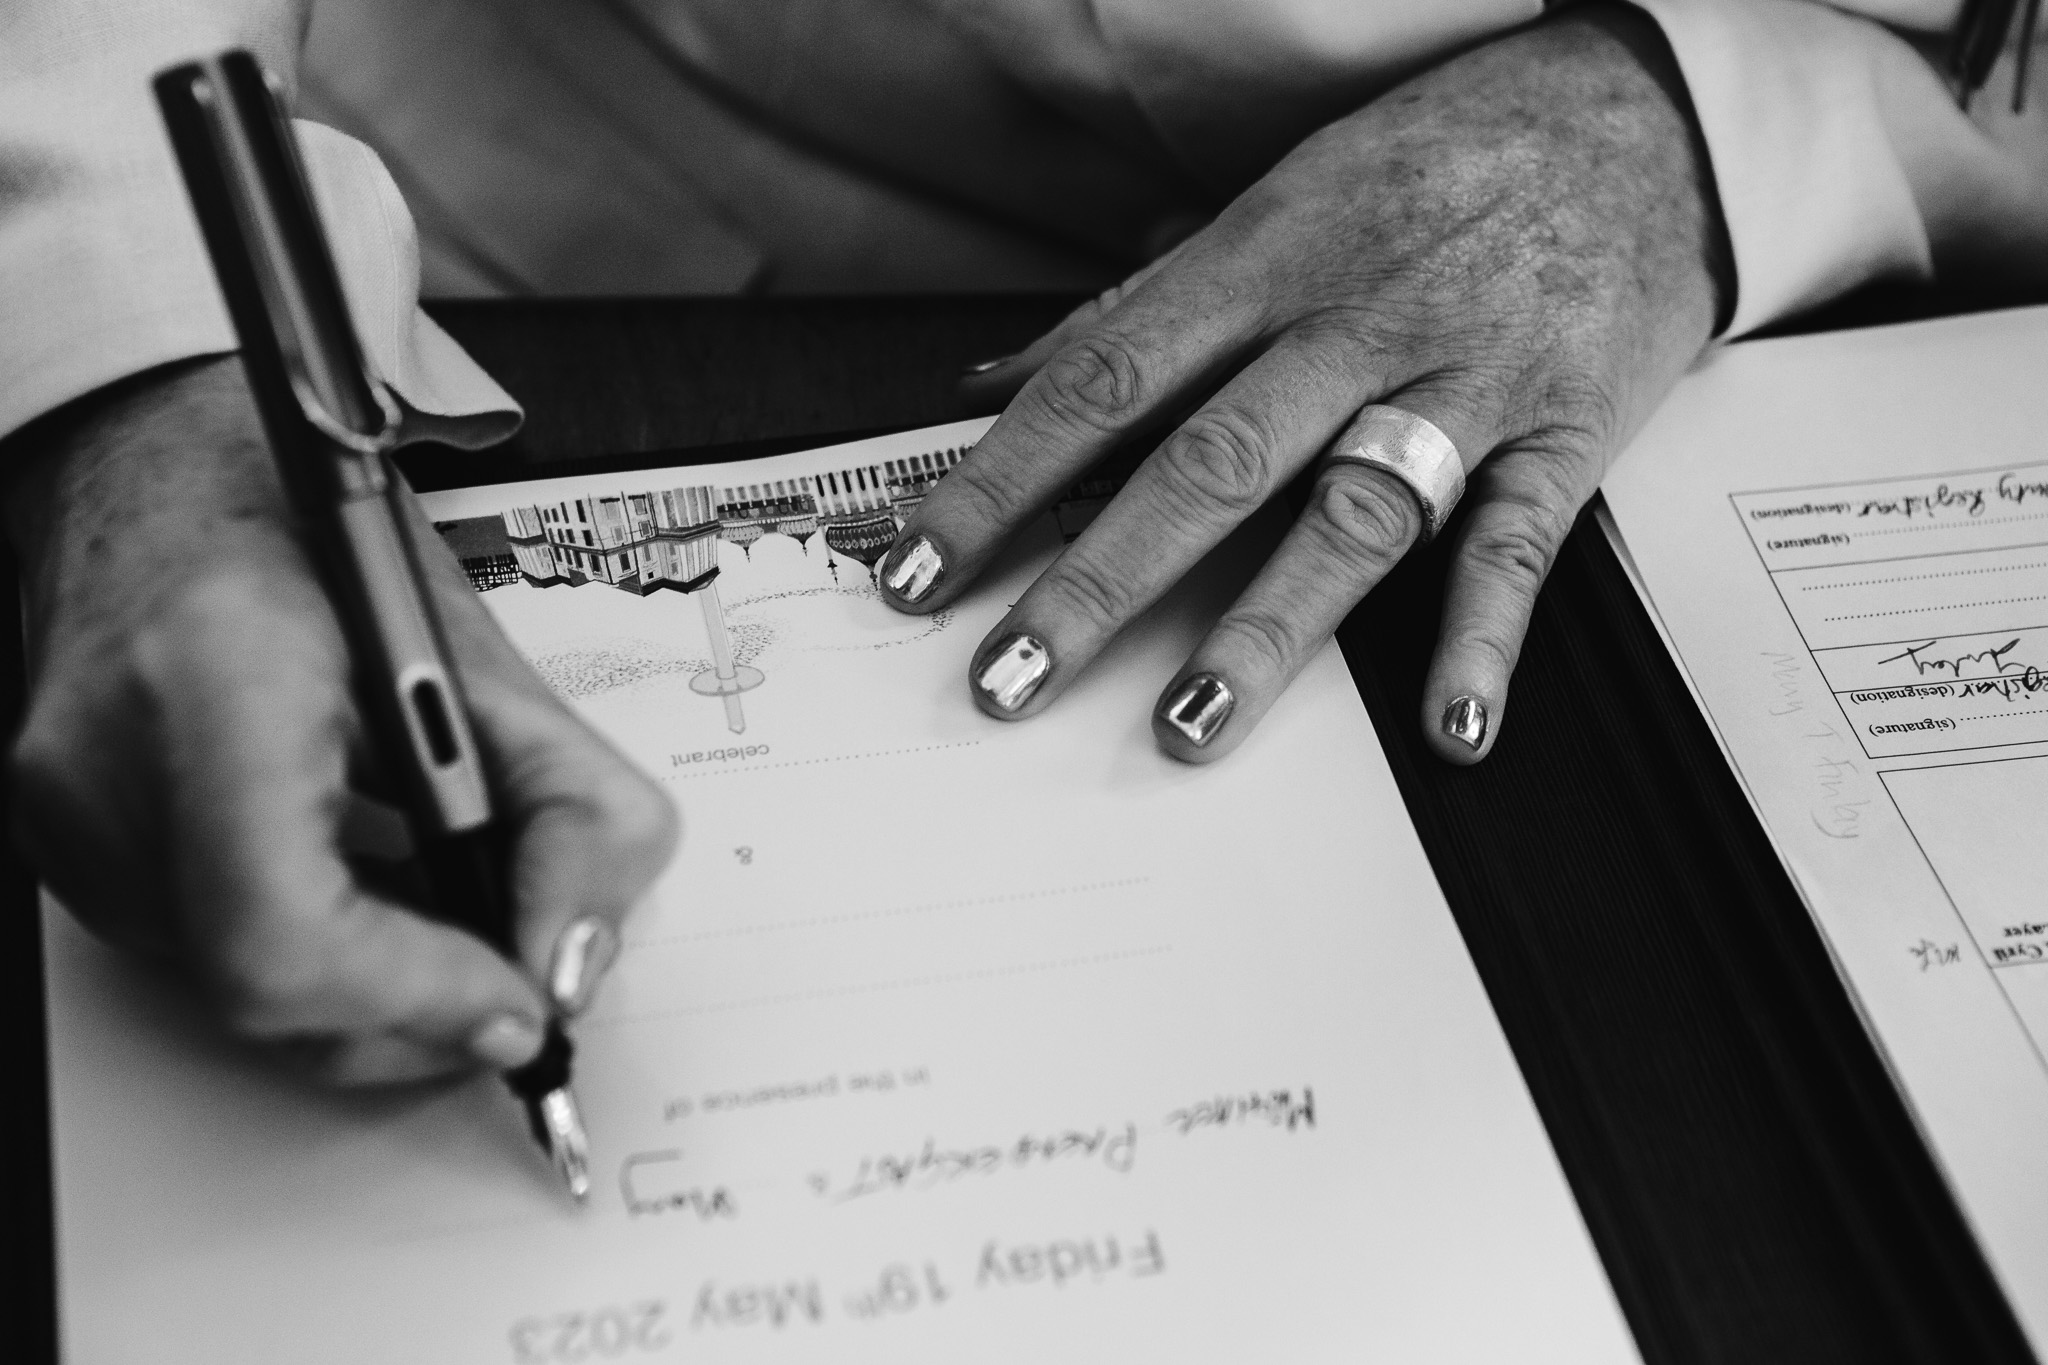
[619,1150,740,1220]
[1747,470,2048,534]
[1165,1087,1315,1136]
[1807,732,1869,840]
[821,1126,1137,1202]
[1998,472,2048,505]
[1855,483,1986,519]
[1762,651,1805,716]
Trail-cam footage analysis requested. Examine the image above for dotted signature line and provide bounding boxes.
[632,877,1154,946]
[1801,560,2048,591]
[1853,512,2048,536]
[1824,594,2048,622]
[585,945,1174,1027]
[663,739,982,780]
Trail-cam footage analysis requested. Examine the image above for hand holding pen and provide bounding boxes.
[0,55,674,1190]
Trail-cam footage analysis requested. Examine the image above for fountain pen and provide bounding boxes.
[154,50,590,1200]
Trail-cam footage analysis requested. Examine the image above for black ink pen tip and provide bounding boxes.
[533,1086,591,1203]
[504,1021,588,1201]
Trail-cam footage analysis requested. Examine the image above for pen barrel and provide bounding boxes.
[320,484,493,842]
[158,51,519,961]
[415,823,512,949]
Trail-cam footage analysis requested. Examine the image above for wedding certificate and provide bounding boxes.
[46,421,1636,1363]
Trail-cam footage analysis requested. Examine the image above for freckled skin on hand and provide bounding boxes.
[923,5,1731,765]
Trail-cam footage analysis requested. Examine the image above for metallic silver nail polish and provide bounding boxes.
[548,916,619,1016]
[961,354,1013,377]
[1442,695,1488,751]
[1158,673,1235,747]
[881,533,944,603]
[975,633,1050,712]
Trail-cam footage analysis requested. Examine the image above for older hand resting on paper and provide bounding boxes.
[879,4,1731,763]
[2,358,677,1086]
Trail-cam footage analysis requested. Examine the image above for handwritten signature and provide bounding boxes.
[1878,638,2023,678]
[1908,939,1962,971]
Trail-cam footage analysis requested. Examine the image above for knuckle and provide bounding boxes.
[1313,470,1419,569]
[1212,606,1308,673]
[1463,517,1559,592]
[1448,620,1524,685]
[939,448,1040,530]
[1040,554,1137,630]
[1530,367,1624,459]
[1036,333,1149,430]
[1154,408,1277,518]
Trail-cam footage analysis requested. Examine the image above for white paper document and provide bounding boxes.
[1602,309,2048,1351]
[47,420,1635,1363]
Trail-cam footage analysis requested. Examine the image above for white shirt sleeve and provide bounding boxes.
[1631,0,2048,337]
[1095,0,2044,339]
[0,1,516,445]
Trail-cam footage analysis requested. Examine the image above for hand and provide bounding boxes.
[3,356,677,1085]
[880,5,1731,762]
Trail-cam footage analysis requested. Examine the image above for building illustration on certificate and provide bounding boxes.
[435,443,970,734]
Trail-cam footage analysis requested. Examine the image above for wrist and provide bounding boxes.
[1556,1,1737,333]
[0,355,301,666]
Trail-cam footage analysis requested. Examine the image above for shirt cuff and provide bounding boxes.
[0,114,518,450]
[1628,0,1935,337]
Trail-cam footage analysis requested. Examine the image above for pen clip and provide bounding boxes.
[174,54,399,493]
[295,373,400,464]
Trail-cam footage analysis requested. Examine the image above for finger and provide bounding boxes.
[958,236,1200,405]
[160,573,553,1085]
[963,331,1377,720]
[880,238,1263,615]
[1420,448,1594,765]
[401,487,679,1016]
[1149,382,1499,761]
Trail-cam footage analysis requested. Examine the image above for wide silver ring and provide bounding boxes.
[1320,404,1465,543]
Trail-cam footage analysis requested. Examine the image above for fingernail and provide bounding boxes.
[548,916,620,1016]
[1158,672,1235,747]
[880,533,945,603]
[975,633,1050,712]
[1442,695,1488,751]
[469,1014,545,1070]
[961,354,1013,377]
